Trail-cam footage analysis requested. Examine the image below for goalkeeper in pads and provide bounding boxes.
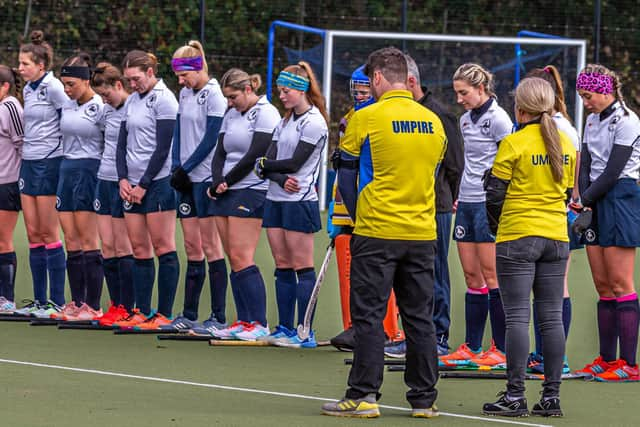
[328,65,404,352]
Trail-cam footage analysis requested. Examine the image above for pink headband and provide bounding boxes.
[576,72,614,94]
[171,56,203,72]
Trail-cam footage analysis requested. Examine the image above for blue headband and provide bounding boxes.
[276,71,310,91]
[171,56,203,72]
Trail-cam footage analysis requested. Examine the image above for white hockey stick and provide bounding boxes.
[297,239,335,340]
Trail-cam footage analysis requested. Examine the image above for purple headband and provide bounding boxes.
[171,56,203,72]
[576,72,614,94]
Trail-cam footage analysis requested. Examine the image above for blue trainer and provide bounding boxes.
[190,314,227,336]
[273,330,317,348]
[159,315,199,331]
[384,340,406,359]
[258,324,295,343]
[527,352,571,374]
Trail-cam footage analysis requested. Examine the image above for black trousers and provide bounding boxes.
[345,235,438,409]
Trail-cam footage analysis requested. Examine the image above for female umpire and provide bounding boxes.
[482,77,575,417]
[573,64,640,382]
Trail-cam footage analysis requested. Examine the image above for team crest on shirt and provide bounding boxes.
[93,199,101,212]
[584,228,596,243]
[480,119,491,135]
[37,87,47,101]
[197,89,209,105]
[85,103,99,118]
[146,93,157,108]
[123,200,132,211]
[247,109,258,122]
[18,178,24,190]
[454,225,466,239]
[179,203,192,215]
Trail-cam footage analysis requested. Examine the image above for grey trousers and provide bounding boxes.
[496,236,569,398]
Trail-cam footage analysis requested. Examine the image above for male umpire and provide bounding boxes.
[322,47,447,418]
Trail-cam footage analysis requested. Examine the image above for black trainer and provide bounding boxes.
[531,397,563,417]
[330,327,356,352]
[482,391,528,417]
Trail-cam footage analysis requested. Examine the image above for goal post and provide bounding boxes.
[267,22,588,211]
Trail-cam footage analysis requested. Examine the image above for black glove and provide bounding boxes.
[572,209,593,234]
[170,167,192,193]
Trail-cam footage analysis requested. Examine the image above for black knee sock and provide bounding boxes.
[46,244,66,306]
[597,299,618,361]
[157,251,179,318]
[118,255,135,311]
[103,257,121,306]
[84,250,104,311]
[275,268,296,329]
[208,259,227,323]
[66,250,85,304]
[183,259,206,321]
[29,245,47,303]
[234,265,267,325]
[133,258,155,315]
[617,297,639,366]
[296,267,316,328]
[489,288,506,352]
[230,270,249,322]
[465,291,489,351]
[0,251,17,302]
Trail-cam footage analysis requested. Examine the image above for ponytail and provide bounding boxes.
[526,65,570,122]
[540,111,564,182]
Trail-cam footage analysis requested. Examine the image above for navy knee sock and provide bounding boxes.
[66,250,85,304]
[46,243,66,306]
[230,270,249,322]
[465,291,489,351]
[118,255,135,311]
[157,251,179,318]
[275,268,296,329]
[133,258,155,315]
[234,265,267,326]
[29,245,47,303]
[489,288,506,352]
[562,297,572,343]
[0,252,17,301]
[296,267,316,328]
[183,259,206,321]
[597,299,618,361]
[208,259,228,323]
[103,257,121,306]
[617,296,639,366]
[84,250,104,311]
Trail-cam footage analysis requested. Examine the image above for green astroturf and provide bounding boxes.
[0,214,639,426]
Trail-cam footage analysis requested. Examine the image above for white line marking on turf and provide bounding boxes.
[0,358,552,427]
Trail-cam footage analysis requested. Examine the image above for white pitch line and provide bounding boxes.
[0,358,552,427]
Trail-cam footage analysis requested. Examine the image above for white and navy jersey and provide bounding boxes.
[583,101,640,181]
[60,94,104,160]
[177,78,226,182]
[220,95,280,190]
[98,102,126,181]
[22,71,69,160]
[267,106,328,202]
[123,79,178,185]
[0,96,24,184]
[553,112,580,151]
[458,98,513,202]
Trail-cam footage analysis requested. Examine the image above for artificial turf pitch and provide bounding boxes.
[1,215,639,426]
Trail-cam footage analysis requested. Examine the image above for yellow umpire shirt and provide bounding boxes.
[491,123,576,243]
[340,89,447,241]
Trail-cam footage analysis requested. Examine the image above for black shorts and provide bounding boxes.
[0,182,21,211]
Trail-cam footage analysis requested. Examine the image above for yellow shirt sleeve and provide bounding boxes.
[491,138,517,181]
[339,109,363,157]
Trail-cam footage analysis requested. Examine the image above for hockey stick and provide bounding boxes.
[157,334,211,341]
[297,239,335,340]
[439,370,588,380]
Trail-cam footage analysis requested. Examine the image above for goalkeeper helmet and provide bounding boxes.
[350,65,374,111]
